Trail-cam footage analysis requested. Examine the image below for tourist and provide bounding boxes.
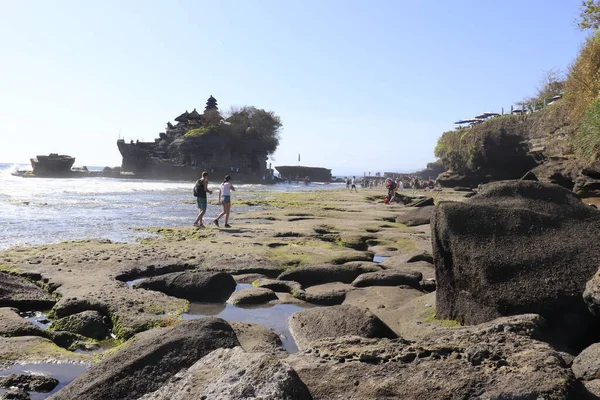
[385,178,396,203]
[351,176,358,192]
[346,178,350,190]
[193,171,212,229]
[214,175,235,228]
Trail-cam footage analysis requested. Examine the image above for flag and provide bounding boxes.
[298,154,300,162]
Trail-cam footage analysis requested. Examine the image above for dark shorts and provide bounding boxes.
[197,197,207,210]
[222,195,231,204]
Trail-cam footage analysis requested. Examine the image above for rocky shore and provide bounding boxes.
[2,183,600,399]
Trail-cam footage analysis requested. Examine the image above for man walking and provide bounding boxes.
[351,176,358,192]
[193,171,212,228]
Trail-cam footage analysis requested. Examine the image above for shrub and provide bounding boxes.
[564,32,600,122]
[184,126,212,137]
[574,98,600,163]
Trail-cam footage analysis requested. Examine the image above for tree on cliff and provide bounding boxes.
[578,0,600,31]
[224,106,282,155]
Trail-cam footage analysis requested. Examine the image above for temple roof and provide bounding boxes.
[174,110,189,122]
[187,108,203,120]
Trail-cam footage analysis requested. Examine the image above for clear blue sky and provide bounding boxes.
[0,1,588,176]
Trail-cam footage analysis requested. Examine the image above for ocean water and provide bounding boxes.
[0,163,342,250]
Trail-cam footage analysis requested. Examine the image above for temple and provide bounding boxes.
[117,96,272,181]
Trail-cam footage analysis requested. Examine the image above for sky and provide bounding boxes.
[0,1,589,176]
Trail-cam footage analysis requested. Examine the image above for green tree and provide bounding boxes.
[578,0,600,31]
[224,106,282,154]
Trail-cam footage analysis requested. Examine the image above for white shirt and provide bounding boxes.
[221,182,233,196]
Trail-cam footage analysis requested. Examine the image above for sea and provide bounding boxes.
[0,163,343,250]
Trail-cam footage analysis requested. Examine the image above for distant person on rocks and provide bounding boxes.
[351,176,358,192]
[385,178,396,203]
[214,175,235,228]
[193,171,212,229]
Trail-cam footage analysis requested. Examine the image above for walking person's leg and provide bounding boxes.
[224,202,232,227]
[214,203,225,227]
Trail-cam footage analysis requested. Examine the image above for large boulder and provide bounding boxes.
[573,343,600,381]
[286,317,577,399]
[0,373,59,392]
[351,270,422,289]
[134,271,236,302]
[278,264,380,287]
[432,180,600,349]
[0,272,56,310]
[288,305,397,351]
[50,318,239,400]
[227,287,278,305]
[49,310,110,340]
[395,206,434,226]
[140,347,312,400]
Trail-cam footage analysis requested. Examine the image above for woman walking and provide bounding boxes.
[214,175,235,228]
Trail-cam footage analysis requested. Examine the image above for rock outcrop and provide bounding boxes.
[134,271,236,302]
[278,264,380,287]
[0,272,56,310]
[140,347,313,400]
[50,318,239,400]
[49,310,110,340]
[288,305,397,351]
[286,315,578,399]
[432,180,600,349]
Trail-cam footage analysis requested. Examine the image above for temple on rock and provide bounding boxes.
[117,96,274,181]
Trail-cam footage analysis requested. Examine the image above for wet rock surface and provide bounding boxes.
[288,305,397,351]
[50,318,239,400]
[0,272,56,310]
[140,347,313,400]
[134,271,236,303]
[0,373,59,392]
[227,287,278,305]
[230,322,286,355]
[433,180,600,350]
[253,278,302,294]
[278,264,380,287]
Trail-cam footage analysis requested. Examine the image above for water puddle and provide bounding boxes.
[126,277,147,287]
[0,363,89,400]
[19,311,52,329]
[373,255,389,263]
[183,302,307,353]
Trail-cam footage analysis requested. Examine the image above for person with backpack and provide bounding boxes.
[213,175,235,228]
[193,171,212,228]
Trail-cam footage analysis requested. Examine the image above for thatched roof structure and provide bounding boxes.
[174,111,189,122]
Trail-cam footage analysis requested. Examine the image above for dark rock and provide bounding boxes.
[278,264,380,287]
[453,186,473,191]
[50,318,239,400]
[134,271,236,302]
[1,387,30,400]
[573,343,600,381]
[0,373,58,392]
[432,180,600,350]
[574,173,600,198]
[294,283,351,306]
[390,193,415,205]
[227,288,277,305]
[405,197,434,207]
[405,251,434,264]
[0,272,56,310]
[286,319,575,399]
[395,206,434,226]
[436,170,489,188]
[252,278,302,294]
[584,268,600,316]
[352,270,422,289]
[520,171,539,181]
[49,310,109,340]
[140,347,312,400]
[0,308,47,338]
[288,305,397,351]
[420,278,436,293]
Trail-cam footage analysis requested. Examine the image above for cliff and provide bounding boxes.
[274,166,332,182]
